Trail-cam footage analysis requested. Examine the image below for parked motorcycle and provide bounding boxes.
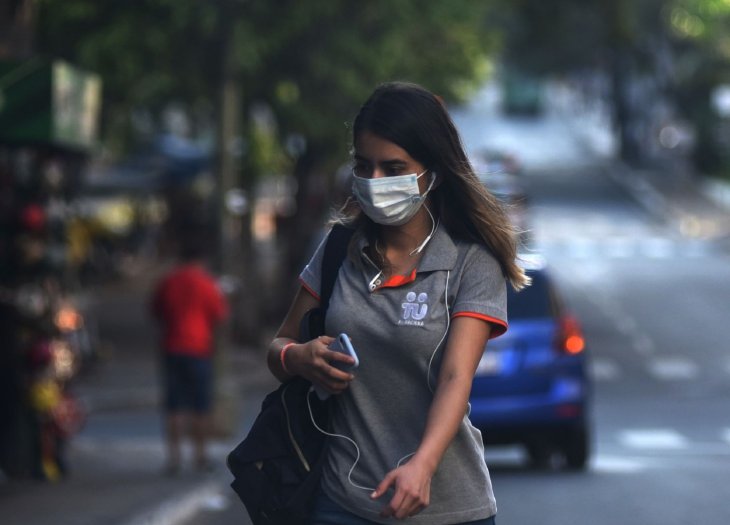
[1,281,89,480]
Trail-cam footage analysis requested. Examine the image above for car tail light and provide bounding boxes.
[556,403,582,418]
[556,316,585,355]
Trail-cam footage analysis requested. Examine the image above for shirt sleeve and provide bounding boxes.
[451,244,508,338]
[298,229,329,300]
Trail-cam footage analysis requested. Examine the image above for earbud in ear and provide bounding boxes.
[430,171,440,187]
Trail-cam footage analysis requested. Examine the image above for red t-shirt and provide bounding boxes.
[151,263,228,357]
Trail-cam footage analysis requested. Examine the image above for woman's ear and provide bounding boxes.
[431,171,442,188]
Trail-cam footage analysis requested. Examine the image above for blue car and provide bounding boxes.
[469,262,591,470]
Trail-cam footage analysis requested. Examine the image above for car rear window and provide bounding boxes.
[507,270,554,319]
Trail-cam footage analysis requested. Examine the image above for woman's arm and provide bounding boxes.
[373,316,491,519]
[267,286,356,393]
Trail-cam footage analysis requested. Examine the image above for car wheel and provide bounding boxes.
[525,442,553,470]
[563,424,590,470]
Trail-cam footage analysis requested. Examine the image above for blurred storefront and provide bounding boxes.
[0,59,101,480]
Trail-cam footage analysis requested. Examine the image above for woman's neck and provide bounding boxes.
[376,204,437,265]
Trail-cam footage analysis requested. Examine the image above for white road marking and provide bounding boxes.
[566,238,597,259]
[647,356,699,380]
[201,493,231,512]
[619,429,688,450]
[591,455,647,473]
[536,236,715,260]
[590,358,621,381]
[605,237,635,258]
[641,237,675,258]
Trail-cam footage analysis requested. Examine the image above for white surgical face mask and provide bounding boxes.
[352,170,435,226]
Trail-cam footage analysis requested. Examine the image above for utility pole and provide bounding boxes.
[216,2,241,276]
[212,0,243,439]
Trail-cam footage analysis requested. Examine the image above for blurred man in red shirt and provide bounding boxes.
[151,240,228,474]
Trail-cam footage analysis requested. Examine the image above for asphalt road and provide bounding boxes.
[488,161,730,525]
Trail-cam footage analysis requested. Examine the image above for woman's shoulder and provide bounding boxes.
[450,235,502,274]
[448,231,498,259]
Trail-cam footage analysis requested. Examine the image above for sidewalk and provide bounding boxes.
[0,266,277,525]
[607,161,730,242]
[552,92,730,241]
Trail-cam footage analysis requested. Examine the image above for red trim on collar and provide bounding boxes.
[381,268,418,288]
[452,312,508,338]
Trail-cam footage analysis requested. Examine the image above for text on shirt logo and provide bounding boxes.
[400,292,428,326]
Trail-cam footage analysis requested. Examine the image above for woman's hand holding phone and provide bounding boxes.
[313,333,359,400]
[285,334,357,399]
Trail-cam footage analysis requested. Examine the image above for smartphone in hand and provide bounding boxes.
[329,333,359,371]
[314,333,358,400]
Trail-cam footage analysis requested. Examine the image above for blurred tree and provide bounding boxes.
[498,0,730,173]
[497,0,671,163]
[664,0,730,175]
[34,0,497,178]
[35,0,223,153]
[33,0,501,337]
[247,0,499,285]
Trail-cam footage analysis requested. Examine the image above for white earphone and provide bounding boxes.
[307,269,451,491]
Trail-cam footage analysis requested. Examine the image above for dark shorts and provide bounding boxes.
[163,353,213,413]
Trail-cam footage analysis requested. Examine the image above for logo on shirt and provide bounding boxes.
[400,292,429,326]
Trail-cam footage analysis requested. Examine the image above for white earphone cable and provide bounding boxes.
[427,270,451,392]
[306,388,376,492]
[409,205,438,256]
[306,264,452,491]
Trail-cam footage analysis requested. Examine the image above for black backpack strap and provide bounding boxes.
[299,223,354,341]
[319,223,354,311]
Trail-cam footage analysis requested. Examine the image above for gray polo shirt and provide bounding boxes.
[299,224,507,524]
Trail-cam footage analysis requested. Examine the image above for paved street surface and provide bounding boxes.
[487,164,730,524]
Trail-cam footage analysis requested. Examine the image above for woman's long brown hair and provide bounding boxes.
[342,81,529,291]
